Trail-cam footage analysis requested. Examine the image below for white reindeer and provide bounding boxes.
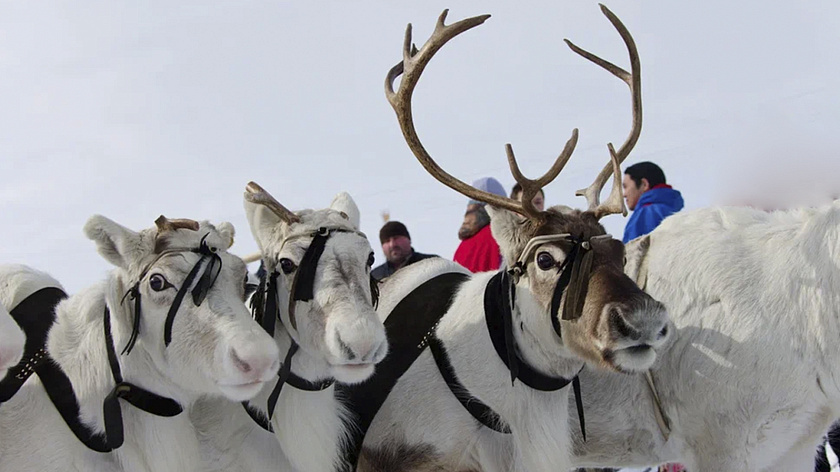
[0,215,280,472]
[567,201,840,472]
[190,182,388,472]
[340,7,671,472]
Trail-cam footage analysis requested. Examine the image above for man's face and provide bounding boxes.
[622,174,648,211]
[381,235,412,265]
[514,191,545,212]
[531,192,545,212]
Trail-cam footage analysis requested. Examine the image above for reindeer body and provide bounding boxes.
[358,258,572,472]
[351,204,670,472]
[0,217,280,472]
[570,203,840,472]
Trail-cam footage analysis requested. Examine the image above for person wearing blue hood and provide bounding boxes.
[622,162,684,243]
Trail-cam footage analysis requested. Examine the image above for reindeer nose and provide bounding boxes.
[229,345,281,379]
[336,332,388,364]
[608,304,641,341]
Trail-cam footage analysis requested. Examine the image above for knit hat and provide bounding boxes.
[379,221,410,244]
[469,177,506,205]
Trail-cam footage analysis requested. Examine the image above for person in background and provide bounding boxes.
[510,182,545,211]
[454,177,506,273]
[371,221,437,281]
[622,161,684,243]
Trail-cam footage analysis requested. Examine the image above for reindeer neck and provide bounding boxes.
[273,326,333,381]
[46,279,191,425]
[512,282,586,379]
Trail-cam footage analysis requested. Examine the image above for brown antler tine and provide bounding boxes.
[570,4,643,218]
[244,181,301,225]
[504,129,579,220]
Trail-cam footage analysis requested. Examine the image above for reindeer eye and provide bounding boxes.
[279,258,297,274]
[367,252,375,267]
[536,252,556,270]
[149,274,170,291]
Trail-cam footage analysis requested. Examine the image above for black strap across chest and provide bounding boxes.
[337,271,468,471]
[0,287,183,452]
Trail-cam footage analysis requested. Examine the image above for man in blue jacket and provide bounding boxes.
[622,162,684,243]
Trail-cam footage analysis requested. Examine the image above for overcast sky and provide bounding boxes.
[2,1,839,293]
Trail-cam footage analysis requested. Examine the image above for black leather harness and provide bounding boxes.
[338,233,598,470]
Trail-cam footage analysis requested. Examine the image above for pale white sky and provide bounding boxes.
[2,1,839,293]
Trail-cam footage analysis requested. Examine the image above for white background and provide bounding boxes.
[2,1,839,292]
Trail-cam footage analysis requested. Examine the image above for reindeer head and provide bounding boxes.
[244,182,388,384]
[84,215,281,401]
[386,5,670,372]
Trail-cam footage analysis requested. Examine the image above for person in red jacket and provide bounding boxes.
[453,177,506,273]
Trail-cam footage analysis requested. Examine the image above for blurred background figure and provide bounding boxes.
[622,161,684,243]
[510,182,545,211]
[454,177,506,273]
[372,221,437,281]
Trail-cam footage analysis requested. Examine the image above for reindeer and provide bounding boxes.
[338,6,671,472]
[0,215,280,472]
[190,182,388,472]
[566,201,840,472]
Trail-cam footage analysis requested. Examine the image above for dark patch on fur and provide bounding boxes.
[153,234,172,254]
[337,333,356,360]
[359,443,448,472]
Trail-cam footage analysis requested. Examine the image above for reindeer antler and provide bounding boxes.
[155,216,199,232]
[244,181,301,225]
[385,10,579,223]
[568,4,642,220]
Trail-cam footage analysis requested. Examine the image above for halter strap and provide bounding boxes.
[163,234,222,346]
[102,308,183,449]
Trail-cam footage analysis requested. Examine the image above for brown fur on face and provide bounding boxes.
[489,205,667,373]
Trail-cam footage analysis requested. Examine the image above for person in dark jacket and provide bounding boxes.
[371,221,437,281]
[622,162,684,243]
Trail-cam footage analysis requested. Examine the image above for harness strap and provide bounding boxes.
[485,271,586,438]
[163,236,219,346]
[0,287,114,452]
[486,272,578,391]
[163,256,207,346]
[427,334,511,434]
[263,342,334,423]
[288,229,329,330]
[103,308,183,449]
[338,272,469,471]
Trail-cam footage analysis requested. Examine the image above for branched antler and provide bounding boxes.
[385,10,579,223]
[568,4,643,219]
[386,5,641,223]
[244,181,301,225]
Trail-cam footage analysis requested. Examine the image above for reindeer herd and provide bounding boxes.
[0,5,838,472]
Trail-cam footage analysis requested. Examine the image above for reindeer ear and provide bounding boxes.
[487,205,530,266]
[216,222,235,249]
[330,192,361,230]
[83,215,146,269]
[244,198,283,254]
